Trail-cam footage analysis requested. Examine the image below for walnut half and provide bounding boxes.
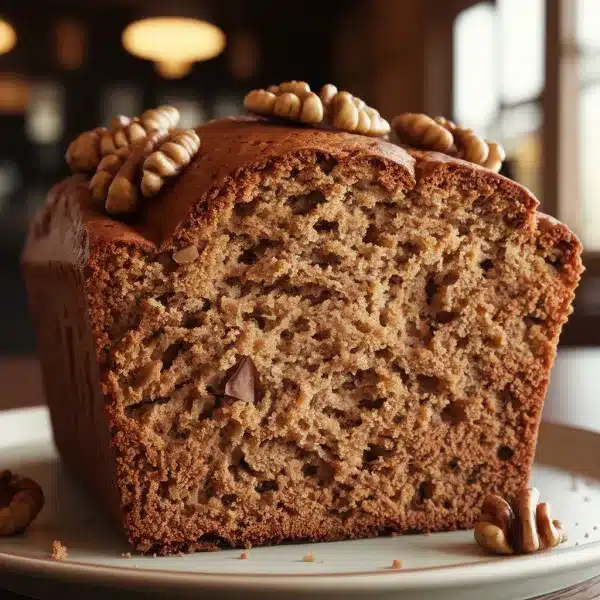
[244,80,390,137]
[391,112,505,173]
[474,488,567,555]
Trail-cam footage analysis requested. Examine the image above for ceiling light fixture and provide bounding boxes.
[0,19,16,56]
[122,17,226,79]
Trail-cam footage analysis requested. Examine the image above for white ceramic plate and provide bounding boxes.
[1,407,600,600]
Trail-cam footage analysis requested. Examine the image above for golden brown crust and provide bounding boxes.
[26,118,546,256]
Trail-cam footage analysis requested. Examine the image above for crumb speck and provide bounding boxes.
[239,552,249,560]
[575,522,580,527]
[51,540,68,561]
[576,542,580,546]
[152,553,157,558]
[120,552,132,559]
[391,559,403,569]
[594,526,598,531]
[178,551,185,557]
[302,552,315,563]
[585,533,590,539]
[584,496,591,503]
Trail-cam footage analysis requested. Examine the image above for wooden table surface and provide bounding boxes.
[1,348,599,599]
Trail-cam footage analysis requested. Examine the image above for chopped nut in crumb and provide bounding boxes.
[121,552,132,558]
[302,552,315,562]
[51,540,68,561]
[391,559,403,569]
[239,552,249,560]
[172,245,199,265]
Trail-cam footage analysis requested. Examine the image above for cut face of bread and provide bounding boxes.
[22,119,582,554]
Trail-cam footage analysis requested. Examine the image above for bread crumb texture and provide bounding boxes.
[24,121,582,555]
[51,540,68,561]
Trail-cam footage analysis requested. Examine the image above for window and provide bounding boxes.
[498,0,545,104]
[453,0,545,202]
[453,3,496,132]
[580,85,600,248]
[577,0,600,250]
[455,0,600,344]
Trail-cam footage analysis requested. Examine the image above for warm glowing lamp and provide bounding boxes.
[122,17,225,79]
[0,19,16,56]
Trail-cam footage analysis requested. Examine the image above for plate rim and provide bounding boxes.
[2,406,600,593]
[3,543,600,593]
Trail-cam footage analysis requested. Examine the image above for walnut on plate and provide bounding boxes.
[0,470,45,536]
[474,488,567,555]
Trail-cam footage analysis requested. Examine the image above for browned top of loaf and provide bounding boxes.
[26,116,545,260]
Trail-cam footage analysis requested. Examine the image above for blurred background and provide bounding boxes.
[0,0,597,355]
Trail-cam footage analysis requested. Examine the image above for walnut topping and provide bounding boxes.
[453,128,506,172]
[141,129,201,197]
[391,112,505,173]
[391,113,454,153]
[109,115,132,131]
[453,127,489,165]
[65,127,107,172]
[105,130,169,215]
[433,115,457,132]
[244,80,390,137]
[319,83,338,106]
[89,148,129,205]
[474,488,567,555]
[140,105,180,132]
[483,141,506,172]
[65,105,180,174]
[100,120,148,156]
[68,105,193,216]
[244,89,277,116]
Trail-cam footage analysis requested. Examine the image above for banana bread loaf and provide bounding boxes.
[22,116,583,554]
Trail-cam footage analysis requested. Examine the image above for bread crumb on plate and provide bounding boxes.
[51,540,68,561]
